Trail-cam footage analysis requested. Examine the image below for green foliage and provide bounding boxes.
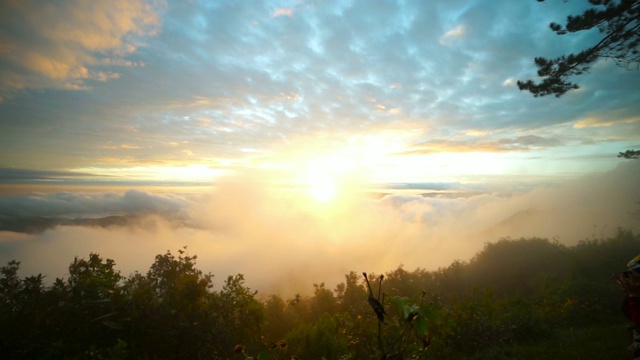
[263,294,291,342]
[1,229,639,359]
[285,313,349,359]
[358,272,436,359]
[67,253,122,301]
[216,273,265,351]
[387,294,436,349]
[310,282,338,320]
[518,0,640,97]
[431,288,550,358]
[467,237,570,295]
[125,247,221,358]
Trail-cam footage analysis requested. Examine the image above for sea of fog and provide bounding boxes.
[0,161,639,297]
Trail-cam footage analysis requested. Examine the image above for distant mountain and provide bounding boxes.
[0,214,144,234]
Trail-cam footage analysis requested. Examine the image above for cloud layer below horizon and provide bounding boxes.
[1,161,638,296]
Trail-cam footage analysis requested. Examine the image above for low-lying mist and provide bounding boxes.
[0,161,638,297]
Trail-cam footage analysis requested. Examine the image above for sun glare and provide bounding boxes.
[296,155,354,204]
[280,132,415,204]
[308,174,339,203]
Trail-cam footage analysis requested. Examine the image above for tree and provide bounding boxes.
[518,0,640,97]
[334,272,374,359]
[32,253,127,358]
[67,253,122,302]
[215,273,264,353]
[285,313,349,359]
[618,149,640,159]
[133,247,218,359]
[466,238,570,296]
[309,282,338,321]
[262,295,291,342]
[335,271,368,315]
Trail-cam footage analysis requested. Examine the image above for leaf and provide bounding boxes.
[419,304,440,324]
[414,315,429,338]
[389,296,423,323]
[388,296,410,321]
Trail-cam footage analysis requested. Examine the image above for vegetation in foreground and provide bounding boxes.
[1,229,638,359]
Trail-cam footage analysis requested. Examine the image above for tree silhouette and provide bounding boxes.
[518,0,640,97]
[1,232,640,359]
[618,149,640,159]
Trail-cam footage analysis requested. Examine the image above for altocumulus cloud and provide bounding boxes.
[0,0,164,97]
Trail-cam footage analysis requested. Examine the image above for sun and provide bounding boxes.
[308,174,339,203]
[297,155,352,204]
[285,137,400,205]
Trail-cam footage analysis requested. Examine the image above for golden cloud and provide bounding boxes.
[573,116,640,128]
[0,0,165,93]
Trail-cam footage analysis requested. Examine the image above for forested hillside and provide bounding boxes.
[1,229,638,359]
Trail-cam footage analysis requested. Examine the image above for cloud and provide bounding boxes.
[0,0,164,95]
[574,116,640,129]
[1,0,639,174]
[0,189,189,218]
[440,25,466,45]
[0,168,98,183]
[271,8,294,18]
[403,134,563,155]
[1,161,638,297]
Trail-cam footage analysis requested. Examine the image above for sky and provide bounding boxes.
[0,0,639,296]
